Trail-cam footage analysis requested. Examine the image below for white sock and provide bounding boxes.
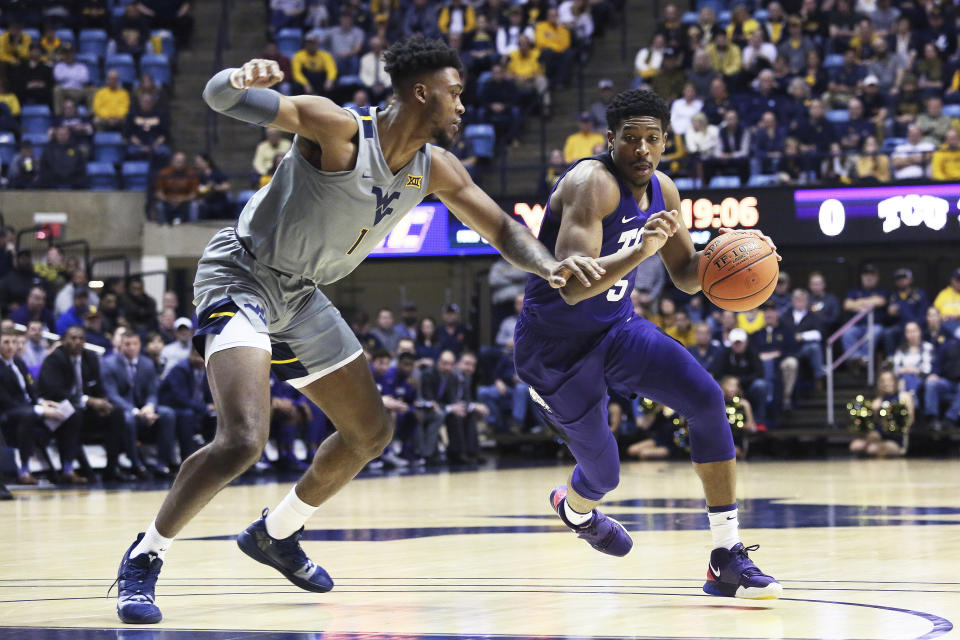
[130,520,174,560]
[707,504,741,550]
[563,500,593,526]
[265,487,319,539]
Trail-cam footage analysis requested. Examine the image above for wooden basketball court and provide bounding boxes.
[1,459,957,639]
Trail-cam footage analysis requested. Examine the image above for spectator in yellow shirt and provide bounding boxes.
[933,269,960,333]
[0,78,21,116]
[666,310,696,346]
[736,307,766,334]
[92,69,131,131]
[40,27,61,62]
[706,31,742,79]
[0,22,31,65]
[291,34,338,95]
[932,129,960,181]
[534,7,574,89]
[726,4,760,48]
[438,0,475,37]
[563,112,605,163]
[507,35,550,112]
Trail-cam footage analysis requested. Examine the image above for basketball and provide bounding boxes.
[698,231,779,312]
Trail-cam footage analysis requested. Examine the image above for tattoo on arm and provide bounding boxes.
[499,218,553,278]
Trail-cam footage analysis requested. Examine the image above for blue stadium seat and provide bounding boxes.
[78,29,108,58]
[0,131,16,166]
[276,28,303,58]
[140,54,171,86]
[464,124,496,160]
[55,29,76,47]
[121,161,150,190]
[882,137,906,152]
[21,105,52,135]
[23,28,41,43]
[77,53,101,85]
[823,54,845,68]
[748,174,781,187]
[825,109,850,123]
[105,53,136,84]
[336,74,362,88]
[753,9,770,21]
[22,132,49,157]
[943,104,960,118]
[673,177,697,190]
[93,131,125,163]
[87,162,119,190]
[682,11,699,24]
[235,190,257,215]
[709,175,741,188]
[718,10,732,24]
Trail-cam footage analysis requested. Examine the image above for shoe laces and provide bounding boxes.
[735,544,765,577]
[108,553,162,603]
[273,527,310,566]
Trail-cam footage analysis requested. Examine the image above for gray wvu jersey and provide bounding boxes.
[237,105,433,285]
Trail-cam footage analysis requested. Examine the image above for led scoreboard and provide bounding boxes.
[364,183,960,258]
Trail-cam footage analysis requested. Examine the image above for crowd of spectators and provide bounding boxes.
[0,2,191,190]
[579,0,960,186]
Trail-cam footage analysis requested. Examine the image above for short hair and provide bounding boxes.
[372,348,392,361]
[1,326,21,337]
[606,89,670,133]
[383,36,464,90]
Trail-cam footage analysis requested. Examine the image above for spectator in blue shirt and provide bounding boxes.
[750,304,795,418]
[842,263,888,366]
[9,286,56,331]
[688,322,721,371]
[884,268,929,353]
[55,287,94,335]
[752,111,787,173]
[826,49,864,109]
[743,70,786,126]
[837,97,876,153]
[922,336,960,429]
[808,271,841,329]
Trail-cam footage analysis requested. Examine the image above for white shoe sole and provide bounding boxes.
[736,582,783,599]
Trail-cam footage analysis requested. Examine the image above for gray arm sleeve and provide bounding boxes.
[202,68,280,126]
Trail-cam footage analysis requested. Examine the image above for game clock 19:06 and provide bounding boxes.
[679,196,760,230]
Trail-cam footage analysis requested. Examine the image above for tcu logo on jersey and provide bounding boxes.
[373,186,401,225]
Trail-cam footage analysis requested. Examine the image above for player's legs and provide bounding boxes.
[153,345,272,536]
[606,316,780,599]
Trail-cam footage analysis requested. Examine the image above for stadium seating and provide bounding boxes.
[673,177,697,190]
[86,162,119,190]
[78,29,109,58]
[276,28,302,58]
[235,190,257,215]
[709,175,742,188]
[748,174,781,187]
[105,53,137,85]
[77,53,102,85]
[93,131,126,164]
[464,124,496,160]
[21,132,49,157]
[0,131,16,166]
[140,54,172,86]
[121,161,150,190]
[825,109,850,123]
[21,105,52,136]
[149,30,176,58]
[55,29,76,48]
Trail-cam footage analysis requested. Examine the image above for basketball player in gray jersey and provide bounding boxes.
[112,37,604,624]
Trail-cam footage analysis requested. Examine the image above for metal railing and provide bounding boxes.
[825,307,876,426]
[205,0,233,153]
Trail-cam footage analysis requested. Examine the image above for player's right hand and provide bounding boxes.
[231,59,284,90]
[637,209,680,257]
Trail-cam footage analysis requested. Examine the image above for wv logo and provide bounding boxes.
[373,186,401,226]
[244,303,266,323]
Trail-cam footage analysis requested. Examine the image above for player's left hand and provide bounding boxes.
[549,256,606,288]
[719,227,782,261]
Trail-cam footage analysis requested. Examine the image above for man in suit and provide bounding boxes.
[103,331,177,477]
[417,349,459,465]
[780,289,826,405]
[38,325,132,481]
[0,326,83,484]
[750,304,796,417]
[158,349,214,461]
[445,351,489,465]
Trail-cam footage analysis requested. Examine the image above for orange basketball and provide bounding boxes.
[698,231,779,312]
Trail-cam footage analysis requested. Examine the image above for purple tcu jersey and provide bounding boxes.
[522,152,665,336]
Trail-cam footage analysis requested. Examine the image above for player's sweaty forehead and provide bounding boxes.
[618,116,663,134]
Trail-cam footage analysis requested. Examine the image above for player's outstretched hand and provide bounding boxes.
[231,59,285,90]
[550,255,606,288]
[638,209,681,258]
[719,227,782,261]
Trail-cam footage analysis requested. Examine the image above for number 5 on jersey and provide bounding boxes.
[606,227,644,302]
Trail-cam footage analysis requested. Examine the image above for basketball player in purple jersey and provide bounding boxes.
[515,90,783,599]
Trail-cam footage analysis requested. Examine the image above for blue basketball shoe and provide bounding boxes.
[703,543,782,599]
[236,508,334,593]
[112,533,163,624]
[549,485,633,557]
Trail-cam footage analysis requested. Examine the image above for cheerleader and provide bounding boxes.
[849,370,914,457]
